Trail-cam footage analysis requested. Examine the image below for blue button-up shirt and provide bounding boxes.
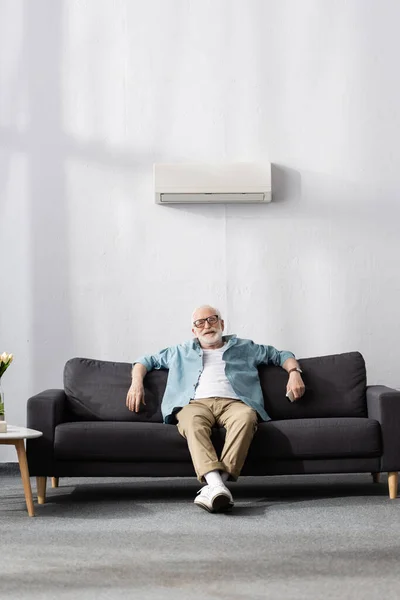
[134,335,295,424]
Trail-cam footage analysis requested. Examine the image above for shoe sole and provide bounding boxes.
[194,499,215,513]
[194,494,233,514]
[212,493,233,512]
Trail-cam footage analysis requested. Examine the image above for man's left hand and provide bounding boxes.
[286,372,305,401]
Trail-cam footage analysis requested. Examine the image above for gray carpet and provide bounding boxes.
[1,468,399,599]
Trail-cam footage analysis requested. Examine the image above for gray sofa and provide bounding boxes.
[26,351,400,503]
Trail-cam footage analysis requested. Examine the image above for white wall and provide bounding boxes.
[1,0,400,460]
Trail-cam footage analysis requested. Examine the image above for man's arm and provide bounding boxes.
[126,363,147,413]
[253,343,305,402]
[125,345,177,413]
[282,357,305,401]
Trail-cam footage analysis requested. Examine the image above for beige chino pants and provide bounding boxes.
[176,397,258,483]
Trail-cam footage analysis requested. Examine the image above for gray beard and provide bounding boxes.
[199,331,223,346]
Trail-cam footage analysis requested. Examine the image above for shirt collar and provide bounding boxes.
[191,334,237,350]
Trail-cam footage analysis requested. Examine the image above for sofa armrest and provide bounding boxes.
[26,389,66,476]
[366,385,400,472]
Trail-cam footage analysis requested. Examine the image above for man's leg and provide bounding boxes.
[216,399,258,481]
[176,400,224,483]
[176,399,233,513]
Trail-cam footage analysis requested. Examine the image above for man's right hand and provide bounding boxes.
[126,382,146,413]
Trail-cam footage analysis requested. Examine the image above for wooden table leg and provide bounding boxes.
[14,440,35,517]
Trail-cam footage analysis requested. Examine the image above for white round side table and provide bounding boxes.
[0,425,42,517]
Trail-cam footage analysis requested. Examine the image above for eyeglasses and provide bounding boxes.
[193,315,219,329]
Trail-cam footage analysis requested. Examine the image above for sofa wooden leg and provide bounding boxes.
[36,476,47,504]
[388,472,398,499]
[372,473,380,483]
[51,477,59,488]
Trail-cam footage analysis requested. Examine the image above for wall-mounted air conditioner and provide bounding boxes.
[154,163,271,204]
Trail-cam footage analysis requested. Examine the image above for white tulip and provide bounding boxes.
[0,352,7,362]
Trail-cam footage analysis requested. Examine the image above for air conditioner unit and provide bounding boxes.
[154,163,271,204]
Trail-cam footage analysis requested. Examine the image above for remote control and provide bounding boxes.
[286,390,295,403]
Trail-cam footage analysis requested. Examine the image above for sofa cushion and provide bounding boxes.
[259,351,367,420]
[248,417,381,460]
[64,358,165,422]
[54,422,191,461]
[54,417,381,462]
[64,352,366,423]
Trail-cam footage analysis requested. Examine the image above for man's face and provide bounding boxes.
[192,307,224,348]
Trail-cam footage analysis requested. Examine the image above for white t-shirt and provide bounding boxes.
[193,344,240,400]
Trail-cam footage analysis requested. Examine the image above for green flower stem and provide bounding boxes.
[0,362,10,378]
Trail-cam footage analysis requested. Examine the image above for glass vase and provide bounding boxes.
[0,377,6,431]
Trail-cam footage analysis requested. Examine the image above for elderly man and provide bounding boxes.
[126,305,305,513]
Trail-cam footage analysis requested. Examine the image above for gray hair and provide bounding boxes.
[191,305,222,324]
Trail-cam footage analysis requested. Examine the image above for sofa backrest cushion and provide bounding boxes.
[259,351,367,420]
[64,351,367,423]
[64,358,165,422]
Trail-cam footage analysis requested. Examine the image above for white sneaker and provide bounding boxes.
[194,484,234,513]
